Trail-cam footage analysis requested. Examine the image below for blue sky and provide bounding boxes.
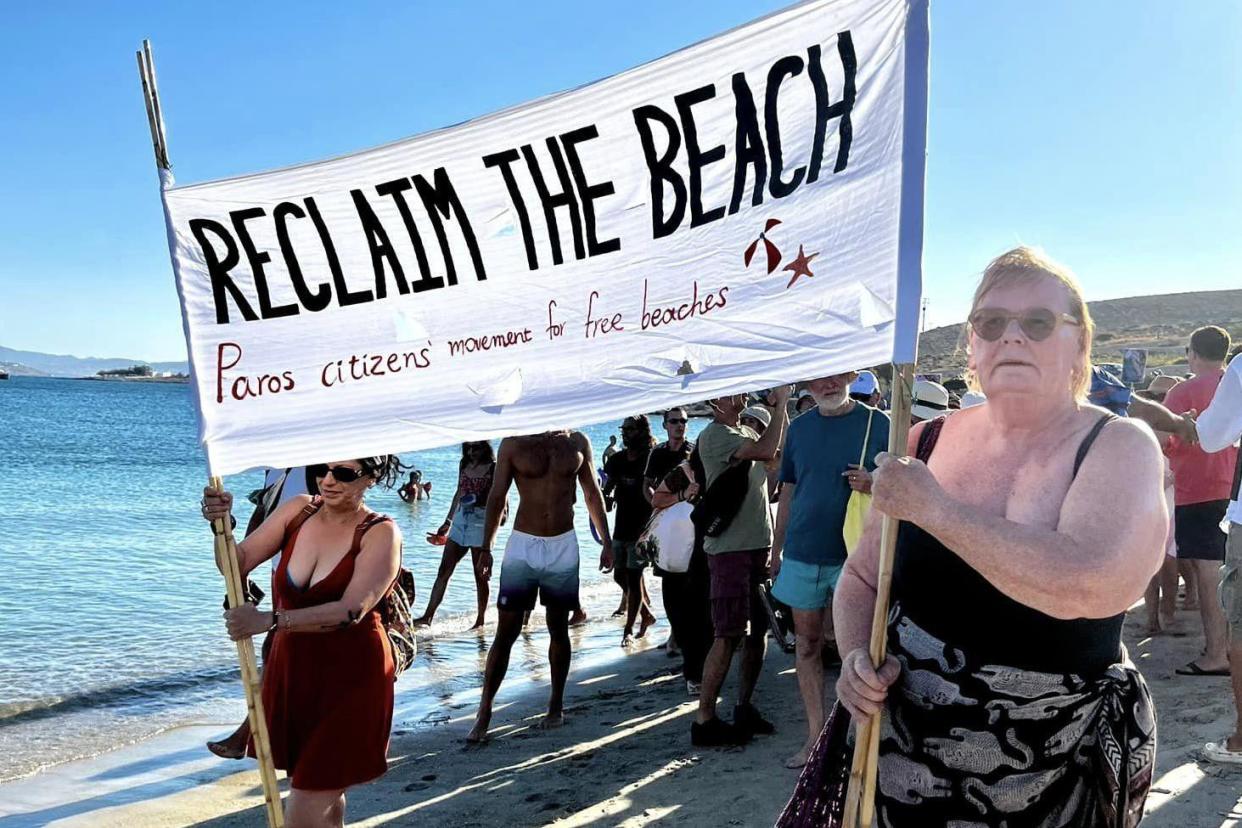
[1,0,1238,361]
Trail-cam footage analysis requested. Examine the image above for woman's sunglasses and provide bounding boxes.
[309,464,368,483]
[969,307,1080,343]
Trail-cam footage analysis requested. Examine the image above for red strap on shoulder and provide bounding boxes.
[283,496,322,540]
[915,416,948,463]
[349,513,393,557]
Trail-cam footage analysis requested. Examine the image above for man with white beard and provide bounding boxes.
[770,372,890,768]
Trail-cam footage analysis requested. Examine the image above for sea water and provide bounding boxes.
[0,376,706,781]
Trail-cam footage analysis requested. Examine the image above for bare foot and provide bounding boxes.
[466,709,492,744]
[206,722,250,760]
[622,629,634,647]
[538,712,565,730]
[637,610,655,639]
[569,608,588,627]
[412,616,432,628]
[784,746,811,769]
[1159,614,1186,636]
[207,739,245,760]
[470,617,485,630]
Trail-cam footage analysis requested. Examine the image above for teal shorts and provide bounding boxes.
[771,557,844,611]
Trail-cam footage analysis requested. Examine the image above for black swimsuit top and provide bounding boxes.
[891,413,1122,676]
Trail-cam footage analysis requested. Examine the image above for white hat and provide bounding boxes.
[740,405,772,429]
[850,370,879,397]
[960,390,987,409]
[911,380,951,421]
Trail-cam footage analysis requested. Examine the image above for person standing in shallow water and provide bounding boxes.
[602,434,620,465]
[415,441,500,630]
[467,430,613,743]
[201,456,404,828]
[604,415,658,646]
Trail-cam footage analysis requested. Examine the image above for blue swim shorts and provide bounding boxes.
[771,557,843,611]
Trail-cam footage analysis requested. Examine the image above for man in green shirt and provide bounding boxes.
[691,385,792,747]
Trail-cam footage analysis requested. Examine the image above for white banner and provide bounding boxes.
[160,0,928,475]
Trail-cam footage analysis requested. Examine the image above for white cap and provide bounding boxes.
[850,370,879,397]
[960,390,987,409]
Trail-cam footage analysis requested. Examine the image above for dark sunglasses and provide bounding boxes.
[969,307,1080,342]
[665,417,688,425]
[309,463,368,483]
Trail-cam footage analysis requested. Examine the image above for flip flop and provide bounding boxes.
[1203,741,1242,765]
[1175,662,1231,676]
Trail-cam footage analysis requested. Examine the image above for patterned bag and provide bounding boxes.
[378,568,417,679]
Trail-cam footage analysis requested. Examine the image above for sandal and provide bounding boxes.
[1175,662,1230,676]
[1203,740,1242,765]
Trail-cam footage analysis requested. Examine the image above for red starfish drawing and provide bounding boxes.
[783,245,818,288]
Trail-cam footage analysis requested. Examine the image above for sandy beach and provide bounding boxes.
[2,601,1239,828]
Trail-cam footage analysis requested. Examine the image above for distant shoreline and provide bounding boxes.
[73,376,190,384]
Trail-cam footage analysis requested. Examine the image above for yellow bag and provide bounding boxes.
[842,408,875,555]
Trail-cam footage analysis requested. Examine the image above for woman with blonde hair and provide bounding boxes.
[784,248,1167,827]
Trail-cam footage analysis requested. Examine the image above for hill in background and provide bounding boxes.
[5,288,1239,380]
[917,288,1242,377]
[0,346,188,378]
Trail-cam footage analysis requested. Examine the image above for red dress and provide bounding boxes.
[249,500,395,790]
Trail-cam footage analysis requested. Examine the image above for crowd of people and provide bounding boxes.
[196,245,1241,827]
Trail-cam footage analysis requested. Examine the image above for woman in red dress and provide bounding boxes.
[203,456,404,828]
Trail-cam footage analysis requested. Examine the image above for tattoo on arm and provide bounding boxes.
[334,609,362,630]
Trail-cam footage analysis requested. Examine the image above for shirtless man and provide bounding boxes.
[467,430,613,742]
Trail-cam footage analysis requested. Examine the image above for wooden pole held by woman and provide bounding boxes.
[842,363,915,828]
[136,42,284,828]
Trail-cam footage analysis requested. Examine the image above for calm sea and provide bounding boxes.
[0,376,705,781]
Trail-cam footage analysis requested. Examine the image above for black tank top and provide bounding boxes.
[891,413,1122,676]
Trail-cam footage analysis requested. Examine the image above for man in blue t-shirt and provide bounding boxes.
[772,371,889,769]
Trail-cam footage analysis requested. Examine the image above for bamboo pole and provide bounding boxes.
[136,42,284,828]
[842,363,915,828]
[209,477,284,828]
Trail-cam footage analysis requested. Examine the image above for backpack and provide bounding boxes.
[689,444,754,538]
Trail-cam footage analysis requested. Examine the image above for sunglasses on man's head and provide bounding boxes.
[969,307,1080,342]
[309,464,368,483]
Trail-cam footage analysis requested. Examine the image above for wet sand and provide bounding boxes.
[3,603,1240,827]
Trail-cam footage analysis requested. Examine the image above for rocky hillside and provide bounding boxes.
[0,346,188,378]
[918,288,1242,376]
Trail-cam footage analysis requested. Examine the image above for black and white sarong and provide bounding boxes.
[778,612,1156,828]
